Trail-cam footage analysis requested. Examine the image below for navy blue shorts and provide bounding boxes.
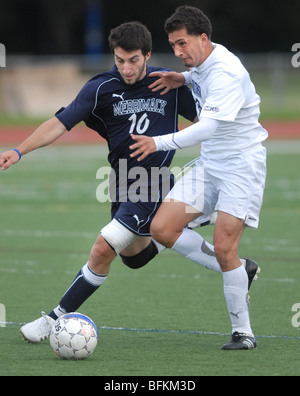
[111,173,175,236]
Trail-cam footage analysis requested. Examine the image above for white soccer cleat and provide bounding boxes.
[20,311,55,343]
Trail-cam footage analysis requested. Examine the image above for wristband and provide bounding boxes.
[13,149,22,160]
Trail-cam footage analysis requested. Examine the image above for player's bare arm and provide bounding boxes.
[148,71,185,95]
[0,117,67,171]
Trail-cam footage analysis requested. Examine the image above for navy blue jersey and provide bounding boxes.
[56,65,196,174]
[55,65,196,236]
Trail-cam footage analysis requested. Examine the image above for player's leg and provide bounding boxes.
[148,163,222,273]
[213,211,245,271]
[20,233,115,343]
[214,149,266,349]
[20,219,137,343]
[48,234,116,320]
[120,213,221,270]
[150,200,222,273]
[214,211,256,350]
[50,219,138,318]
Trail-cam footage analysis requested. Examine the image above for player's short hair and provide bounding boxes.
[164,5,212,40]
[108,21,152,56]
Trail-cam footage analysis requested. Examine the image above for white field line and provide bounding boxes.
[0,320,300,341]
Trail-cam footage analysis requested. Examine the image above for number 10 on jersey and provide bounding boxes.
[128,113,150,134]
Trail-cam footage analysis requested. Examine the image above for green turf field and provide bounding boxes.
[0,142,300,377]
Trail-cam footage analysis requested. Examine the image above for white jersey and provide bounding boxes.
[184,43,268,162]
[162,43,268,228]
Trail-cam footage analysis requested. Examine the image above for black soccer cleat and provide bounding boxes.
[244,258,261,290]
[221,332,257,351]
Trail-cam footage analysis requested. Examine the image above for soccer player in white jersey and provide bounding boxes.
[130,6,268,350]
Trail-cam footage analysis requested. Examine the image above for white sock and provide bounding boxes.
[82,262,108,286]
[223,266,253,336]
[171,228,222,273]
[52,305,67,319]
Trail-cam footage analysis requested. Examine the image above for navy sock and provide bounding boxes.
[49,264,107,319]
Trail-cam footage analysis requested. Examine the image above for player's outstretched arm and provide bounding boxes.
[148,71,185,95]
[0,117,67,171]
[130,118,219,162]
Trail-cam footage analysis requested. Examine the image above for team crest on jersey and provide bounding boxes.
[191,80,201,99]
[113,98,167,116]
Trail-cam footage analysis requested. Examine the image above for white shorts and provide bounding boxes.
[166,146,267,229]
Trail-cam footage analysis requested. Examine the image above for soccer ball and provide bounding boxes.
[50,313,98,360]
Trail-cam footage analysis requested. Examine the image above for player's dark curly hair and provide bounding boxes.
[164,5,212,39]
[108,22,152,56]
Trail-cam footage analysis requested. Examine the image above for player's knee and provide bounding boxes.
[214,240,237,269]
[150,220,164,243]
[90,236,115,262]
[150,220,173,248]
[100,219,137,255]
[120,241,158,270]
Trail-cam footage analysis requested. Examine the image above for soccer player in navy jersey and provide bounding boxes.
[0,21,206,342]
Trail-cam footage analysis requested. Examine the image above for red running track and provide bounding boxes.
[0,121,299,146]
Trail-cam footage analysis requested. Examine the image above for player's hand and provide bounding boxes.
[129,135,156,162]
[0,150,20,171]
[148,71,185,95]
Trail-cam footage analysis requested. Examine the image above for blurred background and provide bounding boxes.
[0,0,299,122]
